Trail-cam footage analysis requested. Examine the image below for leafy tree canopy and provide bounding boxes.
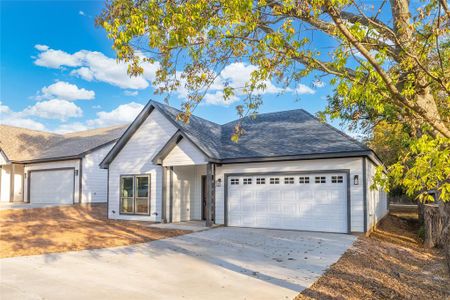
[98,0,450,202]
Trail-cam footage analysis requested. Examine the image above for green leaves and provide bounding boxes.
[98,0,450,202]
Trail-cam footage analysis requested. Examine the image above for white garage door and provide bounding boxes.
[228,173,348,233]
[29,169,75,204]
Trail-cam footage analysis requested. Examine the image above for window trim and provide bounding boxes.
[120,174,151,215]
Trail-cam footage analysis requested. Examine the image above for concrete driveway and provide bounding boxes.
[0,227,356,300]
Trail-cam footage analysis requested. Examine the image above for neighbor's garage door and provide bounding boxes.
[29,169,75,204]
[228,173,348,233]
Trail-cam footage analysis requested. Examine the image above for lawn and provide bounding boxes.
[0,204,190,258]
[296,210,450,299]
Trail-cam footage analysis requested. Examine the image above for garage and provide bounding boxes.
[29,169,75,204]
[227,172,349,233]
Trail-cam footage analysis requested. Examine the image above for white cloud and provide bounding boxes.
[34,48,81,68]
[124,90,139,96]
[203,91,239,106]
[0,102,47,130]
[295,84,316,95]
[23,99,83,121]
[1,117,47,131]
[79,10,85,16]
[37,81,95,101]
[313,80,326,88]
[34,44,49,51]
[54,122,88,134]
[218,62,284,95]
[34,46,158,89]
[87,102,143,127]
[70,67,94,81]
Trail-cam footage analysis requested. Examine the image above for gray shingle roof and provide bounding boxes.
[0,124,127,162]
[152,101,369,160]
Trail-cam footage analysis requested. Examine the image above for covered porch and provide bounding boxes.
[154,133,218,227]
[161,163,217,227]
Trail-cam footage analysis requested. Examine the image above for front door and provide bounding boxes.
[201,175,207,220]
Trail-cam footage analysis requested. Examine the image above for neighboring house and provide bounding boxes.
[100,100,388,233]
[0,125,127,205]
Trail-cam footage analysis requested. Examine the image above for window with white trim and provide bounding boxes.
[243,178,252,185]
[120,175,150,215]
[284,177,294,184]
[299,176,310,184]
[256,178,266,184]
[270,177,280,184]
[315,176,326,183]
[332,175,344,183]
[230,178,239,185]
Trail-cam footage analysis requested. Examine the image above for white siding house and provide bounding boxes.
[101,100,387,234]
[0,124,126,205]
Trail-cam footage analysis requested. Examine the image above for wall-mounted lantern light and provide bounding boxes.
[216,178,222,187]
[74,170,79,176]
[353,175,359,185]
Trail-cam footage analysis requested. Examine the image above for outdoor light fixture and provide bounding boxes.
[354,175,359,185]
[216,178,222,187]
[74,170,79,176]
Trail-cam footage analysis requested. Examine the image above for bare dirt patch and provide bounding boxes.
[0,204,190,258]
[296,211,450,300]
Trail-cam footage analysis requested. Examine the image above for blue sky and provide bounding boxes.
[1,0,337,133]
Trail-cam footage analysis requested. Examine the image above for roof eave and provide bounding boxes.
[219,150,376,164]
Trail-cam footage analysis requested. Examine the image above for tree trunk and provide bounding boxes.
[423,204,442,248]
[439,202,450,272]
[423,202,450,273]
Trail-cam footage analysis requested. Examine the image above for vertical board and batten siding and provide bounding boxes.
[23,159,81,203]
[0,164,24,202]
[366,159,388,230]
[215,157,366,232]
[108,109,178,221]
[81,143,114,203]
[170,165,206,222]
[0,165,11,202]
[13,164,24,202]
[162,138,208,167]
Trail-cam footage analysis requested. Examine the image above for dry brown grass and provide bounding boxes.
[296,211,450,300]
[0,204,190,258]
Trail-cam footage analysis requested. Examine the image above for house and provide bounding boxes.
[0,125,126,205]
[100,100,388,233]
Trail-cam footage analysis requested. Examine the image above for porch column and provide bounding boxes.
[9,163,15,202]
[169,166,174,223]
[206,163,214,227]
[161,167,168,223]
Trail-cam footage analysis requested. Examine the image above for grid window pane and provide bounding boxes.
[121,176,134,198]
[135,198,149,214]
[120,198,134,213]
[230,178,239,185]
[315,176,326,183]
[136,176,149,197]
[243,178,252,185]
[256,178,266,184]
[299,176,310,184]
[332,176,343,183]
[270,178,280,184]
[284,177,294,184]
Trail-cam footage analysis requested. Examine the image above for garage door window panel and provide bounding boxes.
[315,176,326,183]
[270,178,280,184]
